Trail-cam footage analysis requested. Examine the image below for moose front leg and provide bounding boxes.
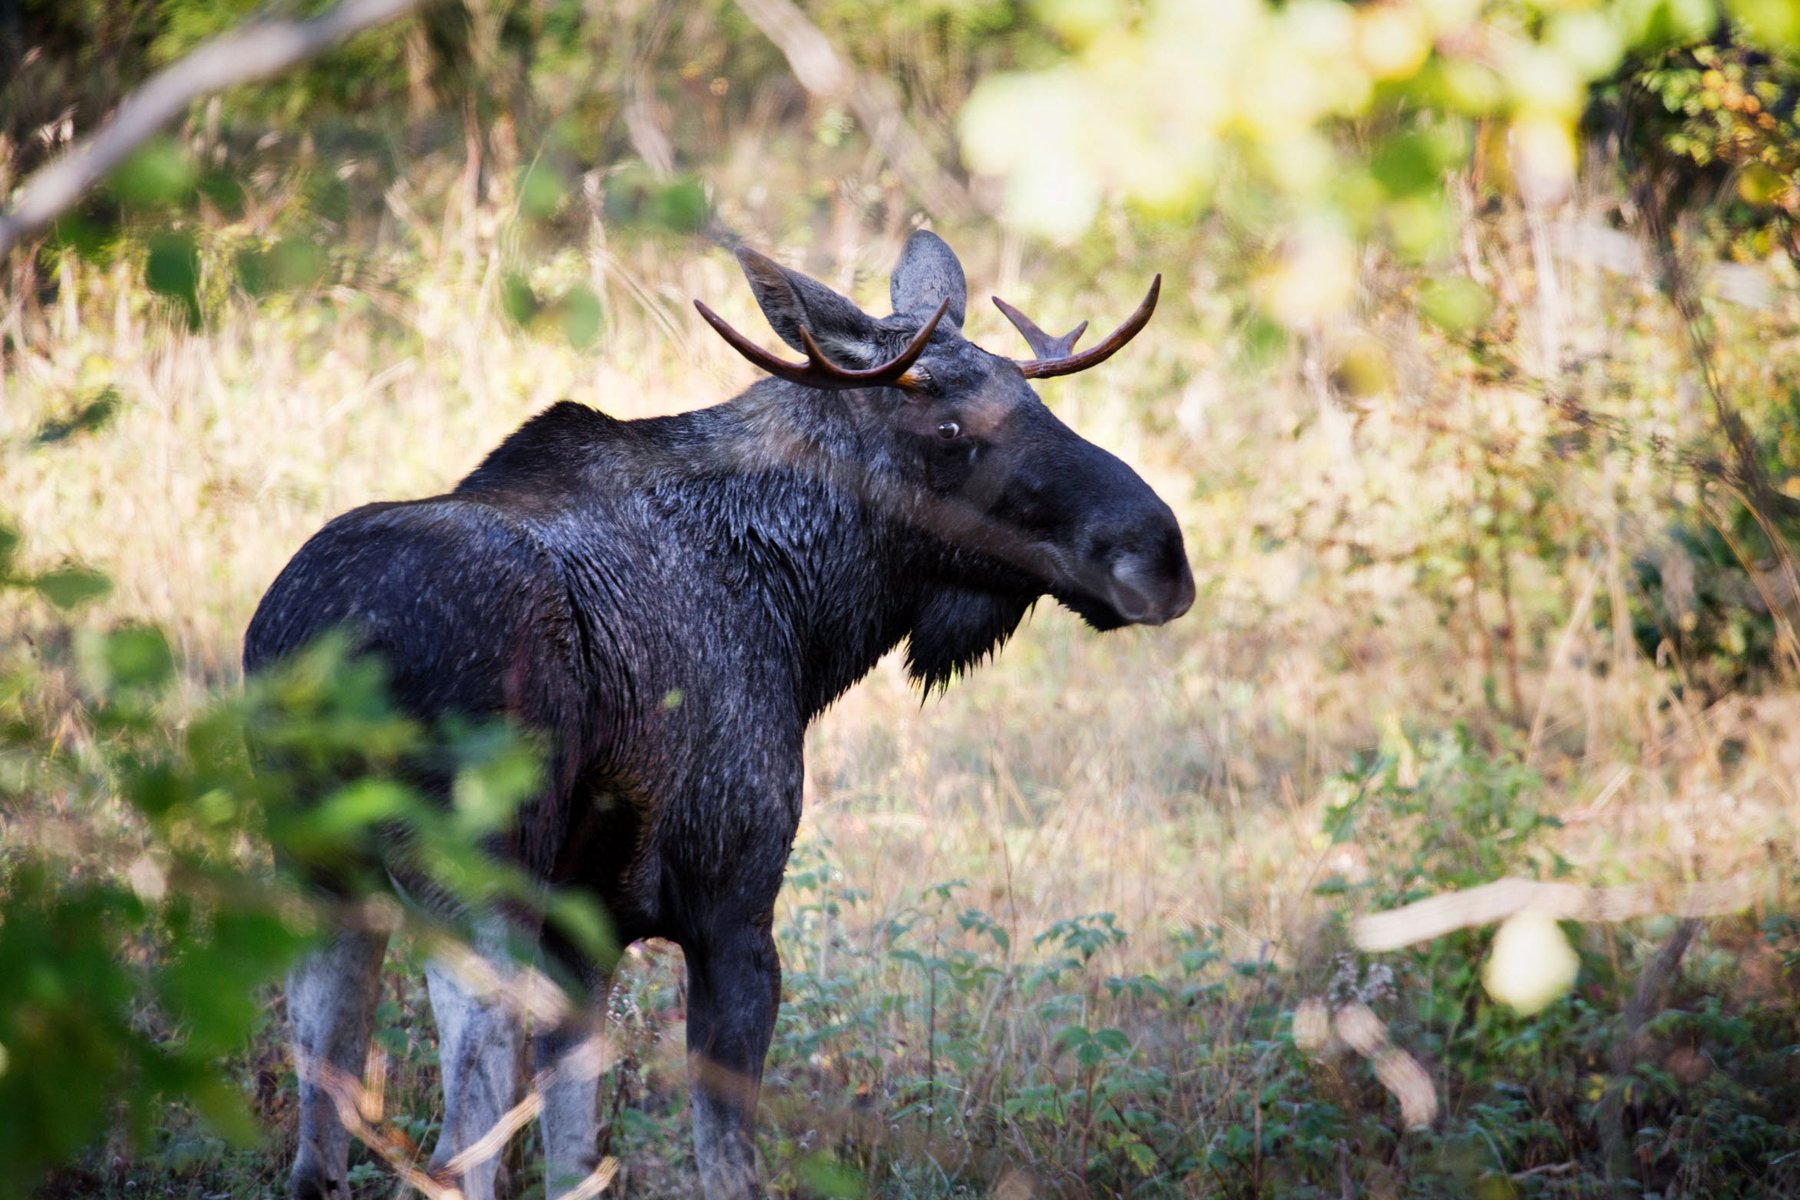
[682,922,781,1200]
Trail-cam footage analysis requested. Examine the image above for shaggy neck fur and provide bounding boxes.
[458,386,1037,719]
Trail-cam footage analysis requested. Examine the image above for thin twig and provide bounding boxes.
[0,0,423,258]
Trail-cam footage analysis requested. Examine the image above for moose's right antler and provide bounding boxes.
[694,297,949,392]
[993,276,1161,379]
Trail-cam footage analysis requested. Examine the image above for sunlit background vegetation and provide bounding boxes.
[8,0,1800,1195]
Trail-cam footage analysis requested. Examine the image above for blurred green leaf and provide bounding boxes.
[1731,0,1800,45]
[603,169,710,235]
[236,237,325,297]
[307,173,351,224]
[234,246,270,297]
[45,211,118,264]
[651,178,709,234]
[502,272,542,326]
[519,163,567,219]
[99,626,175,692]
[451,723,542,834]
[198,170,247,220]
[268,236,325,290]
[559,284,603,349]
[0,523,18,578]
[1418,275,1494,334]
[1371,131,1443,198]
[31,567,112,610]
[793,1152,865,1199]
[547,891,617,967]
[33,389,119,446]
[111,139,196,208]
[1240,312,1289,368]
[145,232,201,329]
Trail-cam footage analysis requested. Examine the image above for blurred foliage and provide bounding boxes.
[0,514,607,1199]
[1600,34,1800,263]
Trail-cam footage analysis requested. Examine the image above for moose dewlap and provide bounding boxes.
[246,231,1194,1200]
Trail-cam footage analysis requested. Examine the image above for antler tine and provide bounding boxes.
[999,275,1162,380]
[694,297,950,391]
[992,295,1087,360]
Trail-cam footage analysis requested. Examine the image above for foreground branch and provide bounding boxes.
[1352,875,1757,952]
[0,0,423,259]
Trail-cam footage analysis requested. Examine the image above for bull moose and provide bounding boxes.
[246,231,1194,1200]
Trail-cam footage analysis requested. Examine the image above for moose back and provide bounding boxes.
[246,231,1194,1200]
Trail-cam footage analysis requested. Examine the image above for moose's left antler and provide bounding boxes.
[992,275,1161,379]
[694,297,948,392]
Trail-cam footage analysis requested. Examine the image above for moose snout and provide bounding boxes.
[1094,525,1196,626]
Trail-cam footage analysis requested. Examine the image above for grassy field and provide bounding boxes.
[9,150,1800,1198]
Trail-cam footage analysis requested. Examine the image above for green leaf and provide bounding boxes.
[519,163,567,219]
[650,178,709,234]
[1093,1027,1132,1054]
[100,626,175,691]
[792,1151,864,1198]
[1418,276,1494,334]
[1371,131,1442,198]
[269,237,325,290]
[502,273,541,327]
[310,779,417,839]
[110,139,196,208]
[145,233,201,330]
[197,169,246,219]
[234,246,270,296]
[46,211,117,264]
[559,284,603,349]
[33,389,119,446]
[1732,0,1800,47]
[547,892,618,967]
[31,567,111,609]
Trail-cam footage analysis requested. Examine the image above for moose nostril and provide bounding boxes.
[1171,571,1196,619]
[1105,540,1195,625]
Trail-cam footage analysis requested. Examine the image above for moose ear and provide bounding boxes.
[890,230,966,330]
[735,247,879,363]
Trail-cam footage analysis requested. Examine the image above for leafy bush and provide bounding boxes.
[0,515,590,1199]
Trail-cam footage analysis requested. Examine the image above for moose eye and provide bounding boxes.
[936,420,962,441]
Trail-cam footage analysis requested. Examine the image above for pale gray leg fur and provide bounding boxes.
[287,927,390,1200]
[692,1077,763,1200]
[424,920,526,1200]
[535,1020,608,1196]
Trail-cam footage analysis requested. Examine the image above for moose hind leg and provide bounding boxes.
[425,921,527,1200]
[288,927,390,1200]
[535,1018,609,1195]
[683,924,780,1200]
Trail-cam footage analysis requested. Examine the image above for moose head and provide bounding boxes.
[697,230,1194,687]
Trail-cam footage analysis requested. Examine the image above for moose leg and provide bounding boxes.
[534,1013,610,1194]
[287,927,390,1200]
[424,920,527,1200]
[531,915,621,1195]
[683,923,781,1200]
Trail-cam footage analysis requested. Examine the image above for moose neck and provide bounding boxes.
[666,382,1036,719]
